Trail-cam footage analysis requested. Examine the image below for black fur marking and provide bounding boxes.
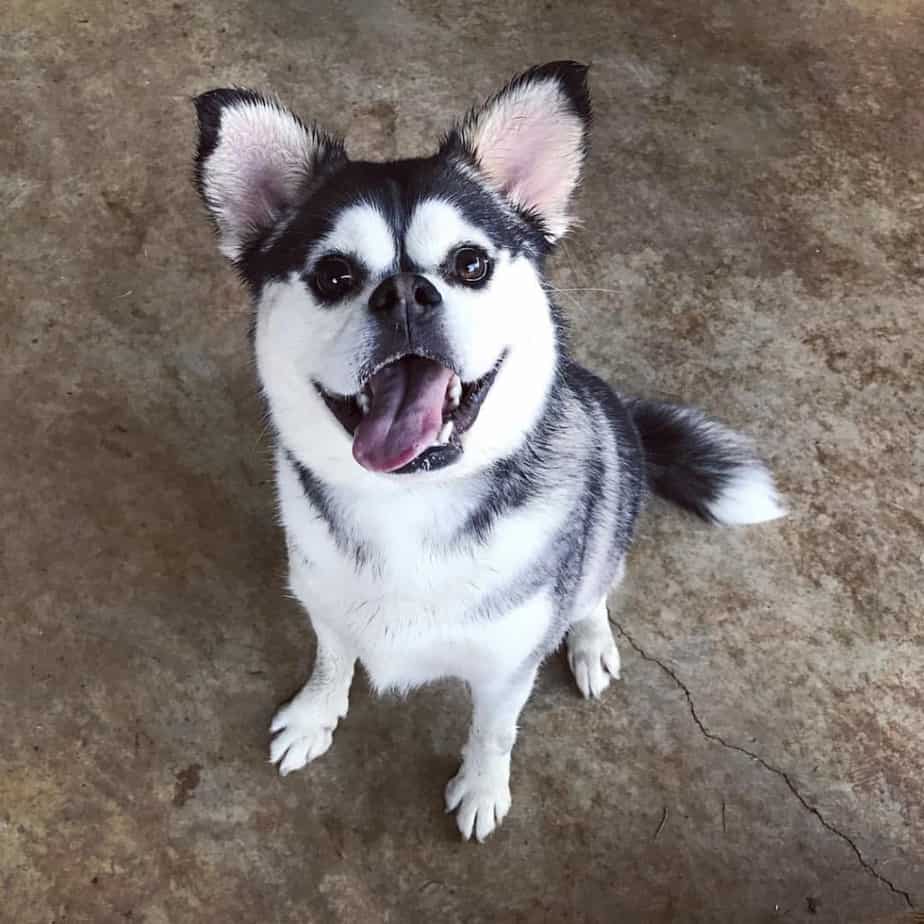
[562,360,629,425]
[237,157,543,298]
[467,535,559,625]
[468,444,604,641]
[625,399,757,523]
[500,61,592,125]
[286,452,369,569]
[459,455,537,544]
[455,373,566,545]
[563,362,645,517]
[554,452,605,602]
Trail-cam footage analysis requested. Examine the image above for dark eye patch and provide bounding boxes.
[239,157,546,299]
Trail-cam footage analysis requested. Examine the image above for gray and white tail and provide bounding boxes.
[626,399,786,526]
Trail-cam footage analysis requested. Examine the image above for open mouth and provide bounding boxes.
[315,352,505,474]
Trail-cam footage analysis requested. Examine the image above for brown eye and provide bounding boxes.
[452,246,491,285]
[312,256,356,300]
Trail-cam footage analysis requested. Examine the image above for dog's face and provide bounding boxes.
[195,63,591,483]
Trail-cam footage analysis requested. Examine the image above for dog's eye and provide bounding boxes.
[451,247,491,285]
[312,256,357,300]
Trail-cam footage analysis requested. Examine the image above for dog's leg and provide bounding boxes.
[566,560,624,699]
[445,663,538,842]
[566,596,621,698]
[269,620,355,776]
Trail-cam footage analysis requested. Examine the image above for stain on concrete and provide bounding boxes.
[173,763,203,807]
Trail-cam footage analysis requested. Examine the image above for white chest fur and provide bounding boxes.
[276,453,561,692]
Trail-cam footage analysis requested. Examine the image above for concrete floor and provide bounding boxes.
[2,1,922,921]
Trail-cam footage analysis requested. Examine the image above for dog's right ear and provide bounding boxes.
[194,89,346,261]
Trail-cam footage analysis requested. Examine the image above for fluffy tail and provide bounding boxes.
[626,399,786,525]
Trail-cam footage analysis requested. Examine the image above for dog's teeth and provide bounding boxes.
[437,420,454,445]
[357,392,370,415]
[448,375,462,409]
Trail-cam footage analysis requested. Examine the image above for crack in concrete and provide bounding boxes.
[611,620,914,909]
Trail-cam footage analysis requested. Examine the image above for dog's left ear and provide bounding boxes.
[441,61,591,242]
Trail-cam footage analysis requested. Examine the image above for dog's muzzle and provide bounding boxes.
[313,273,505,474]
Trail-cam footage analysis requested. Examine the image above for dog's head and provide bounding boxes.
[194,62,591,483]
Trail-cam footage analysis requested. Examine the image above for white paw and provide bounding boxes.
[567,620,621,699]
[269,697,339,776]
[445,754,512,843]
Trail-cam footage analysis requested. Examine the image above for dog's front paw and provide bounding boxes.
[269,698,338,776]
[445,754,512,843]
[567,619,621,699]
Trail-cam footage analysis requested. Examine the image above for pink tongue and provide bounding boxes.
[352,357,453,473]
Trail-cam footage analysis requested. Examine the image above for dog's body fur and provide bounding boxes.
[194,62,784,841]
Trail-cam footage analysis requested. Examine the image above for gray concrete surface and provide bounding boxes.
[2,1,922,921]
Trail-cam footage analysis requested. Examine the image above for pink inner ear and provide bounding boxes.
[238,164,292,231]
[203,101,320,258]
[466,80,585,239]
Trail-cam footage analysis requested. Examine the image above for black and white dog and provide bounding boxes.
[194,62,784,842]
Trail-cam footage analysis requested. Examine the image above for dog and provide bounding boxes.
[193,61,785,842]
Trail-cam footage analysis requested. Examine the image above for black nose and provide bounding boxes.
[368,273,442,318]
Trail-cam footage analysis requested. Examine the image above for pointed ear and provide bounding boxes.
[193,89,346,260]
[441,61,591,242]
